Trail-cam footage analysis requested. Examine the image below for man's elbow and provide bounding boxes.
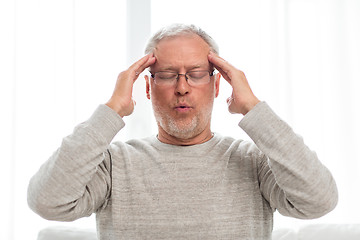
[317,186,338,217]
[27,189,83,222]
[301,182,339,219]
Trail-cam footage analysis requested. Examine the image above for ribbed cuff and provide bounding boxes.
[85,104,125,144]
[239,101,290,145]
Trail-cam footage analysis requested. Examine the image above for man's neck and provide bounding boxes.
[157,127,214,146]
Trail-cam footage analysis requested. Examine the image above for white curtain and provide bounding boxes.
[0,0,127,239]
[1,0,359,239]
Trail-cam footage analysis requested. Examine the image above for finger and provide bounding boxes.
[226,98,236,114]
[226,97,231,105]
[208,52,233,76]
[216,67,231,84]
[129,54,152,72]
[127,54,156,82]
[208,52,233,83]
[136,54,156,75]
[226,91,234,105]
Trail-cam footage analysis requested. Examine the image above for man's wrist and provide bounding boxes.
[242,98,261,115]
[105,101,124,117]
[87,104,125,143]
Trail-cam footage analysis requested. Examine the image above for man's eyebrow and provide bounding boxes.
[189,64,214,71]
[159,66,177,71]
[189,65,202,70]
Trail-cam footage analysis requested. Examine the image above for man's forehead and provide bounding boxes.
[152,52,211,69]
[150,35,212,71]
[153,35,211,56]
[154,63,209,70]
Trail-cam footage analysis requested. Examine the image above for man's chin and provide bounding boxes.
[159,118,199,140]
[168,129,197,140]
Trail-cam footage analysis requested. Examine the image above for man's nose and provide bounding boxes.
[175,74,190,95]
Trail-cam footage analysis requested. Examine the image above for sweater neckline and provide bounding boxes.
[147,132,221,153]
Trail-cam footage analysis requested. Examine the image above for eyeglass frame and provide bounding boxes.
[149,70,215,87]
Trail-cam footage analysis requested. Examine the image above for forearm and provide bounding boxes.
[27,104,124,221]
[240,102,338,218]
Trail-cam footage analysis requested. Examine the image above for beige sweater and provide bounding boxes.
[27,102,338,239]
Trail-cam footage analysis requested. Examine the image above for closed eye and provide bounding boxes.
[157,72,177,80]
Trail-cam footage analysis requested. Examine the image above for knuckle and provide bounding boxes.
[118,71,127,78]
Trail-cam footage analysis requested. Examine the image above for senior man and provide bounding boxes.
[28,24,338,239]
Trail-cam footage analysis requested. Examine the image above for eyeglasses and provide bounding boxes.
[150,70,215,87]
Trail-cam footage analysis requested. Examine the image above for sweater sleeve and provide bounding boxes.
[27,104,125,221]
[239,102,338,219]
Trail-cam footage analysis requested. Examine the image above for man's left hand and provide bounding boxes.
[208,52,260,115]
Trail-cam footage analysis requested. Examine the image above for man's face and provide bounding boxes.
[145,34,220,141]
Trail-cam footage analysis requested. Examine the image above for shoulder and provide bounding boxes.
[108,135,157,154]
[206,134,265,171]
[213,133,261,155]
[213,134,268,180]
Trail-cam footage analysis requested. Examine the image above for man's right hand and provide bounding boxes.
[106,54,156,117]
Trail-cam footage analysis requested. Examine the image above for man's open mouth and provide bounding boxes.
[174,104,192,112]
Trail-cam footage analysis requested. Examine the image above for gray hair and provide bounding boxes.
[144,23,219,55]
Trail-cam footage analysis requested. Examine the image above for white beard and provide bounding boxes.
[152,103,213,140]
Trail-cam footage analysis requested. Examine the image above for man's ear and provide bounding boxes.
[145,75,151,100]
[215,72,221,98]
